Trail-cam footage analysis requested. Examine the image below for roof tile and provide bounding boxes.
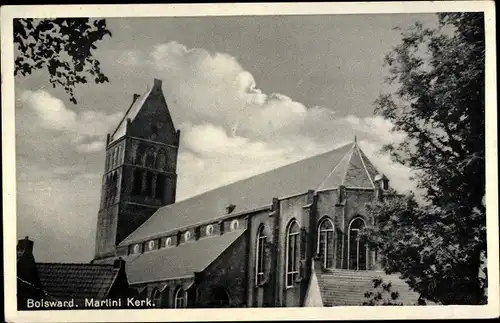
[316,269,421,306]
[36,263,120,301]
[120,142,357,245]
[103,230,244,284]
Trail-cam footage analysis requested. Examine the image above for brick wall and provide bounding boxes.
[196,233,248,307]
[246,209,276,307]
[276,192,312,307]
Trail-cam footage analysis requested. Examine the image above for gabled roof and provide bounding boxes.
[316,269,422,306]
[36,263,121,301]
[109,87,153,144]
[120,141,382,246]
[100,230,245,284]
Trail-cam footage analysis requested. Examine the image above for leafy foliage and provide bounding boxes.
[363,278,404,306]
[14,18,112,104]
[365,12,487,305]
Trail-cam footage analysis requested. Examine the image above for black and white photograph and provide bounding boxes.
[2,2,498,322]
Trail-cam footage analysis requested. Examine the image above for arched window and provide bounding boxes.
[152,288,162,307]
[145,172,154,197]
[106,172,118,206]
[155,175,165,201]
[285,220,300,287]
[144,146,156,168]
[115,148,119,166]
[105,152,110,170]
[348,218,367,270]
[230,219,239,231]
[132,168,144,195]
[156,149,166,170]
[174,287,187,308]
[317,218,335,269]
[111,149,116,168]
[206,286,230,308]
[255,225,267,285]
[135,144,146,165]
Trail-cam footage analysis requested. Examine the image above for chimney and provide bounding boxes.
[132,93,140,103]
[17,236,34,258]
[374,174,389,201]
[125,118,132,133]
[306,189,315,204]
[337,185,346,205]
[226,204,236,214]
[113,257,126,270]
[153,78,162,89]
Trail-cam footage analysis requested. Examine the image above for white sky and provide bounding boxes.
[14,13,439,262]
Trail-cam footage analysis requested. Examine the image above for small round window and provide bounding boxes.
[230,219,239,231]
[133,244,140,254]
[148,240,155,250]
[184,231,192,241]
[165,237,172,247]
[206,224,214,236]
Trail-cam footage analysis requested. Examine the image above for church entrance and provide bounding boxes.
[205,286,231,308]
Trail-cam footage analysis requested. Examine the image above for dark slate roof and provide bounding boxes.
[36,263,120,301]
[121,141,381,245]
[110,87,153,144]
[316,269,421,306]
[103,230,244,284]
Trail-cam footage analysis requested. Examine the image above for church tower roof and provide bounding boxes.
[109,78,175,144]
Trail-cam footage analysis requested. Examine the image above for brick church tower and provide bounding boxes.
[94,78,180,260]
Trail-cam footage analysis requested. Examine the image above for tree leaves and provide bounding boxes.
[14,18,112,104]
[366,13,486,305]
[363,278,404,306]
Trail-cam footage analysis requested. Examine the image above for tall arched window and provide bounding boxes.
[155,175,165,201]
[145,172,154,197]
[317,218,335,269]
[111,172,118,201]
[144,146,156,168]
[132,168,144,195]
[348,218,367,270]
[111,149,116,168]
[285,220,300,287]
[106,172,118,206]
[105,152,110,170]
[156,149,166,170]
[174,287,187,308]
[152,288,162,307]
[117,146,122,165]
[255,225,267,285]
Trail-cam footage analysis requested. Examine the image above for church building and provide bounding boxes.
[92,78,422,308]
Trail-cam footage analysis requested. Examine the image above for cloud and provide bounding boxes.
[19,90,122,152]
[145,41,419,201]
[116,50,143,66]
[343,115,407,146]
[149,41,337,142]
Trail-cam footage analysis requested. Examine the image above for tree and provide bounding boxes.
[364,12,487,305]
[363,278,404,306]
[14,18,112,104]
